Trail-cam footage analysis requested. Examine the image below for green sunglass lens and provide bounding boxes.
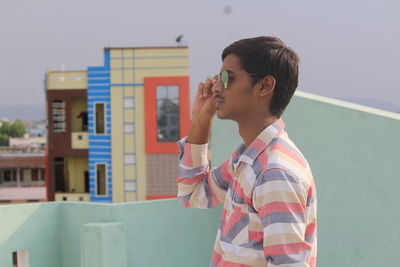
[221,71,229,89]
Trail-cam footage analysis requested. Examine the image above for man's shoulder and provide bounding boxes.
[252,134,311,182]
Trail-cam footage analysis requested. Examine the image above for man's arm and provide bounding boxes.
[176,138,232,209]
[253,169,314,266]
[176,76,232,208]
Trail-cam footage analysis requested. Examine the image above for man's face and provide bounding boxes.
[213,54,259,121]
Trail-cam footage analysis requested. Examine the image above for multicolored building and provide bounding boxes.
[46,46,189,203]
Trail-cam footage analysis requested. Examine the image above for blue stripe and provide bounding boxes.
[90,135,110,140]
[110,83,144,86]
[104,50,110,68]
[88,73,110,78]
[89,142,110,147]
[88,78,110,84]
[90,147,111,153]
[88,92,110,97]
[88,85,109,90]
[88,97,110,102]
[88,66,108,72]
[90,155,112,159]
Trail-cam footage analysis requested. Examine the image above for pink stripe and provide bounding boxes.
[270,143,306,168]
[305,223,316,235]
[176,174,204,185]
[309,256,317,267]
[259,202,305,218]
[211,250,221,264]
[276,118,285,128]
[183,143,193,166]
[265,242,312,256]
[249,231,263,242]
[233,183,252,204]
[250,138,267,152]
[223,206,246,235]
[220,160,233,183]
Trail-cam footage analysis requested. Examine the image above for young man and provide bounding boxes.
[177,36,317,267]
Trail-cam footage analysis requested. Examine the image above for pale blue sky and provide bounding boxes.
[0,0,399,112]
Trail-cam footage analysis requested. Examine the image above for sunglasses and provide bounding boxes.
[218,70,258,89]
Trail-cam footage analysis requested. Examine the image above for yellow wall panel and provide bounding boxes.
[122,49,134,57]
[124,86,135,97]
[123,59,134,68]
[66,157,88,193]
[125,192,137,202]
[110,59,123,69]
[124,134,135,153]
[110,49,122,58]
[134,85,146,201]
[123,69,134,83]
[134,69,189,82]
[124,109,135,123]
[124,166,136,180]
[47,71,87,90]
[111,86,124,203]
[110,70,123,84]
[134,48,188,57]
[133,58,188,68]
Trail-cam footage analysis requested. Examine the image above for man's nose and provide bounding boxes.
[211,75,222,94]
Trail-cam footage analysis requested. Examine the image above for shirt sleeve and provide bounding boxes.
[253,168,312,266]
[176,137,233,209]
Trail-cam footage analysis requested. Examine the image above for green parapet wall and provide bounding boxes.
[0,200,221,267]
[210,91,400,267]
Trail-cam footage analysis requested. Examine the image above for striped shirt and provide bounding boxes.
[177,119,317,267]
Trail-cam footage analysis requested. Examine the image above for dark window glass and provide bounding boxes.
[156,85,179,142]
[96,164,106,195]
[95,103,105,134]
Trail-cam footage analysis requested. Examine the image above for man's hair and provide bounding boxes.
[221,36,299,117]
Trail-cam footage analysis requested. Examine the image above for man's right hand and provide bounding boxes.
[187,76,218,144]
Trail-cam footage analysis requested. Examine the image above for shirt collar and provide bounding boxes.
[232,119,286,168]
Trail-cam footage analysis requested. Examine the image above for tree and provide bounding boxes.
[0,120,27,146]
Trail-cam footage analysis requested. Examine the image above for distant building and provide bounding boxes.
[9,134,46,148]
[46,46,189,203]
[0,148,46,204]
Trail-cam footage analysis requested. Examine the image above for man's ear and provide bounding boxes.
[259,75,276,97]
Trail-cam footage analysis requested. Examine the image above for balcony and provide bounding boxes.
[71,132,88,149]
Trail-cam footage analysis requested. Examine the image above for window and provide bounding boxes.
[95,103,105,134]
[96,164,106,195]
[124,153,135,165]
[124,123,135,133]
[124,97,135,109]
[144,76,190,154]
[52,100,66,133]
[156,86,180,142]
[31,169,38,181]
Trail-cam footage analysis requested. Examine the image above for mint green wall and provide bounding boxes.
[211,94,400,267]
[0,203,62,267]
[0,200,221,267]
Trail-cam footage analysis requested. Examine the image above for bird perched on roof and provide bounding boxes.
[175,34,184,46]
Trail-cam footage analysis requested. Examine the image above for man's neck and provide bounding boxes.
[237,115,277,146]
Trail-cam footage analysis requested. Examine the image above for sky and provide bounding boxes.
[0,0,399,119]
